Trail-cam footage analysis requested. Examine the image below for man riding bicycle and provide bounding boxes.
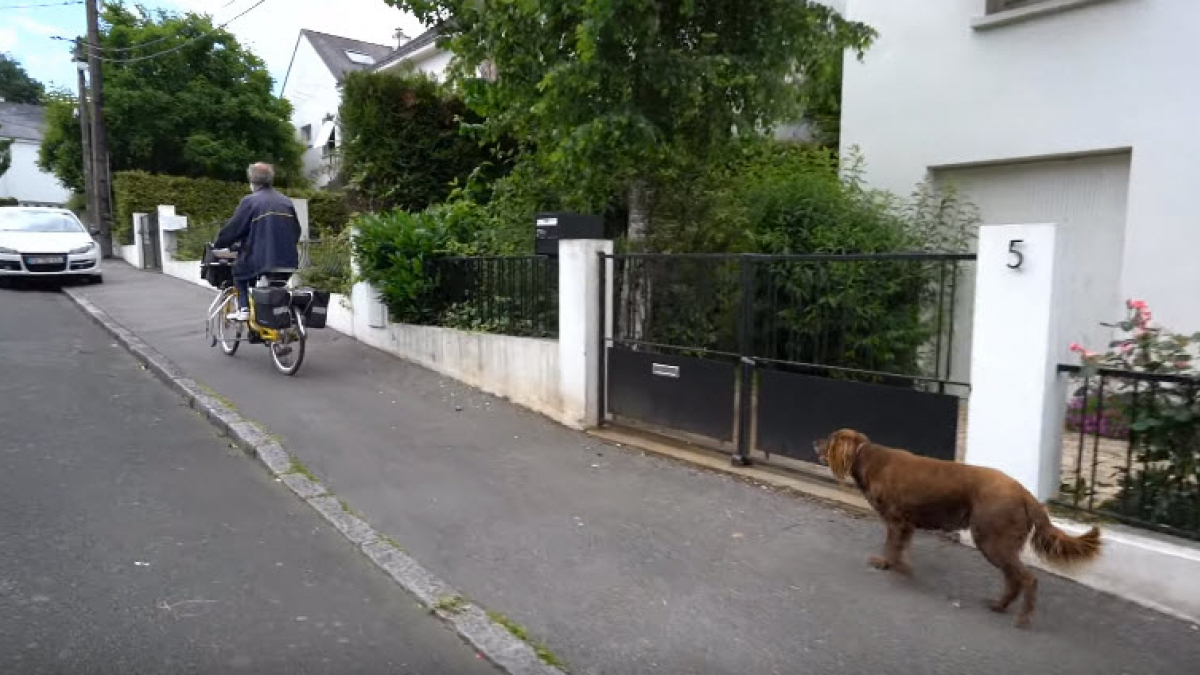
[214,162,301,321]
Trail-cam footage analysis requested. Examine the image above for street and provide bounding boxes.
[0,283,497,674]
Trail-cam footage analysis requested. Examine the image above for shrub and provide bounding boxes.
[636,142,977,377]
[112,171,350,250]
[350,206,480,323]
[0,197,17,207]
[339,69,496,212]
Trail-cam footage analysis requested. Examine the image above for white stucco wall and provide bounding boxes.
[841,0,1200,332]
[347,281,564,422]
[282,37,342,187]
[0,140,69,205]
[376,44,452,80]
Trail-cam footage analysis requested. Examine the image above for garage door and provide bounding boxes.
[935,151,1132,374]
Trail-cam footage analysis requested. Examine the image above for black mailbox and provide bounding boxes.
[534,212,604,257]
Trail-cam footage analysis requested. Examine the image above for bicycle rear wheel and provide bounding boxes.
[269,308,305,376]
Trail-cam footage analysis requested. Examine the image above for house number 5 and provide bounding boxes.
[1007,239,1024,270]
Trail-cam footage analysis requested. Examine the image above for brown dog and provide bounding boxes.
[815,429,1102,628]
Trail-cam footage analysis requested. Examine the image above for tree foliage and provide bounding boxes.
[39,4,302,191]
[0,52,45,104]
[384,0,874,213]
[339,69,497,212]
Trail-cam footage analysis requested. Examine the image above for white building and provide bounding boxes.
[840,0,1200,347]
[0,102,70,206]
[371,27,450,79]
[280,30,395,188]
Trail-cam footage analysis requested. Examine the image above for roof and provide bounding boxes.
[0,102,47,142]
[372,26,442,71]
[298,29,394,83]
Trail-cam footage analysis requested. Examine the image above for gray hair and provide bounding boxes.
[247,162,275,189]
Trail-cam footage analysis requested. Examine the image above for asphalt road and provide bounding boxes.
[0,282,497,674]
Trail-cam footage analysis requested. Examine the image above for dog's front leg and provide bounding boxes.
[870,521,914,575]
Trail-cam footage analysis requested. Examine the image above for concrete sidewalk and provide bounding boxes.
[69,263,1200,675]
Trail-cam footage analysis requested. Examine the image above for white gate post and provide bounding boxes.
[965,223,1067,500]
[558,239,613,429]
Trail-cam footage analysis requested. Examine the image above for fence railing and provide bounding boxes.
[610,252,975,389]
[298,237,352,295]
[427,256,558,338]
[1056,364,1200,540]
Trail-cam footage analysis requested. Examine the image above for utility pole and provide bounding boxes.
[73,40,97,234]
[84,0,113,257]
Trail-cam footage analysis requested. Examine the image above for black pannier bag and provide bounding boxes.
[251,287,293,329]
[289,289,331,329]
[200,244,233,289]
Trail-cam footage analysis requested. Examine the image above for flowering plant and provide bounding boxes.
[1067,300,1200,533]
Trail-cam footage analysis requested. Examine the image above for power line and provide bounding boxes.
[92,0,268,64]
[56,0,245,53]
[0,1,83,10]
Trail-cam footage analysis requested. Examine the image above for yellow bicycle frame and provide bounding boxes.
[233,287,280,343]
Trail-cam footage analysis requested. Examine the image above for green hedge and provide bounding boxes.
[112,171,350,250]
[0,197,18,207]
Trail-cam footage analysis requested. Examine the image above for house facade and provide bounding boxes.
[839,0,1200,347]
[371,27,450,79]
[280,30,394,188]
[0,102,70,206]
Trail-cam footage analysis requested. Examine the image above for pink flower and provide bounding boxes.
[1128,299,1147,309]
[1120,342,1135,354]
[1070,342,1083,353]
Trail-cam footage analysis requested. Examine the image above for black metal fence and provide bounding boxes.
[603,253,975,464]
[1056,365,1200,540]
[428,256,558,338]
[609,253,974,385]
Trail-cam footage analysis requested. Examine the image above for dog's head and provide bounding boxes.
[813,429,869,481]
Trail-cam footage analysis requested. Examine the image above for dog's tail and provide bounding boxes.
[1025,492,1102,567]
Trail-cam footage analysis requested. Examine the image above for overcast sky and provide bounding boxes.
[0,0,426,95]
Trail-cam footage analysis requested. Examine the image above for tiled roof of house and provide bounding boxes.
[0,102,46,142]
[300,29,394,83]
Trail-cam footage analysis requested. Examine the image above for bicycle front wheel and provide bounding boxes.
[217,296,242,356]
[269,308,305,376]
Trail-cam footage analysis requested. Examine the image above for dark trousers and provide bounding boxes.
[235,278,251,310]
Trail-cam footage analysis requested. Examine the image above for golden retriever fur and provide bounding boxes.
[816,429,1102,628]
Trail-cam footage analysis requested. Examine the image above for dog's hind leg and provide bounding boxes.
[974,526,1037,626]
[869,521,914,575]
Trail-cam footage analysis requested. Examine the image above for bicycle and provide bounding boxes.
[201,244,328,376]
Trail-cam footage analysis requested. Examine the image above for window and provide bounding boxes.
[344,50,376,66]
[300,124,312,144]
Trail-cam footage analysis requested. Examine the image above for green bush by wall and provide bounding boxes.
[112,171,350,252]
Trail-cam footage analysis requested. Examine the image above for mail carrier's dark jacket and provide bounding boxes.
[214,187,301,282]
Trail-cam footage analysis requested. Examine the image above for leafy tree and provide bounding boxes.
[0,52,45,104]
[39,4,302,189]
[384,0,874,233]
[37,94,85,192]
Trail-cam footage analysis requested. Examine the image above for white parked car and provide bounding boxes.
[0,207,103,283]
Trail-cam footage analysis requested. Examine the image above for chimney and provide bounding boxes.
[393,28,410,49]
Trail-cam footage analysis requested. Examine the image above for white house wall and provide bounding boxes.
[282,37,342,186]
[840,0,1200,333]
[0,140,69,206]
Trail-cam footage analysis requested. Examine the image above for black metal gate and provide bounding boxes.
[139,213,161,270]
[600,253,975,465]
